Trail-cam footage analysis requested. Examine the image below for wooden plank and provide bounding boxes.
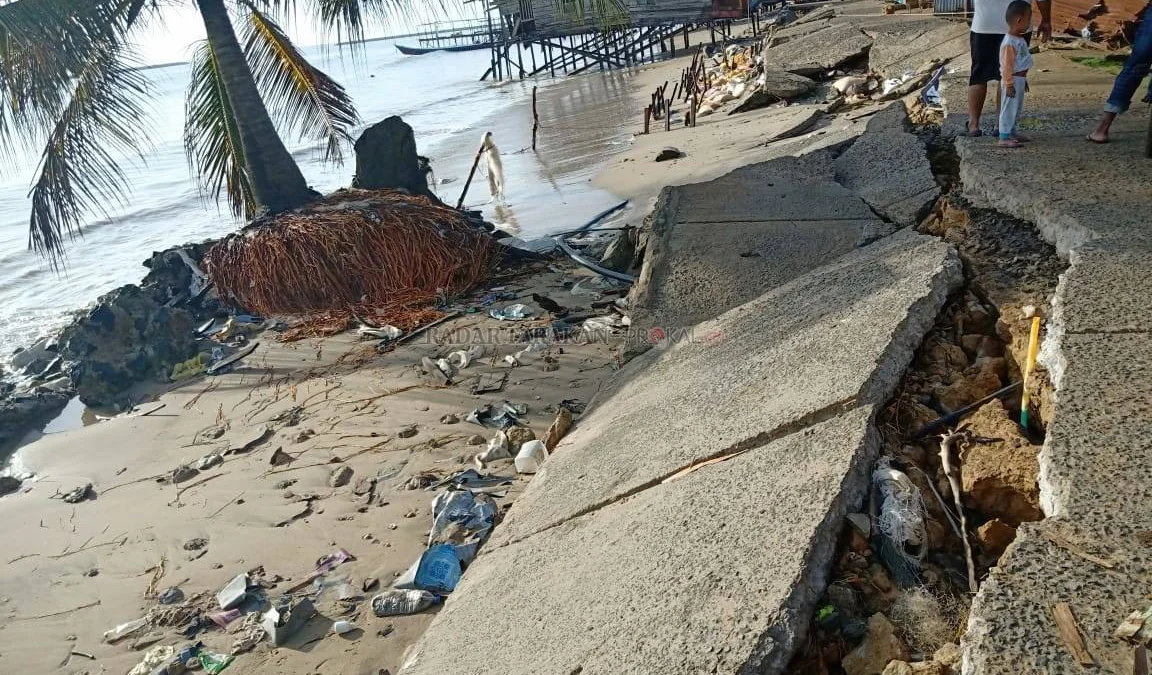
[1052,602,1096,667]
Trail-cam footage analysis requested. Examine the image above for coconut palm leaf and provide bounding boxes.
[241,5,358,163]
[185,39,255,219]
[26,39,152,264]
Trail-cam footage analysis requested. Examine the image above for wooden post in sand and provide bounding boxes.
[456,140,487,210]
[664,98,672,131]
[644,106,652,135]
[531,86,540,151]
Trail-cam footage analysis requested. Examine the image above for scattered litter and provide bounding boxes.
[471,371,508,395]
[170,464,199,484]
[479,290,517,306]
[269,447,292,466]
[872,458,926,587]
[421,356,452,386]
[229,612,265,655]
[262,597,316,645]
[196,453,224,471]
[1117,605,1152,645]
[314,548,355,574]
[208,608,242,628]
[357,324,403,341]
[559,399,586,415]
[61,483,94,504]
[446,345,485,370]
[199,650,234,675]
[372,589,439,617]
[440,413,460,424]
[475,430,511,467]
[515,439,548,474]
[413,544,462,593]
[489,304,534,321]
[333,619,357,635]
[466,402,522,429]
[1053,602,1095,666]
[128,645,176,675]
[398,426,419,439]
[158,587,185,605]
[216,573,249,610]
[104,616,149,643]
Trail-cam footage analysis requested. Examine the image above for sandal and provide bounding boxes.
[1085,134,1109,144]
[965,127,984,137]
[995,138,1025,148]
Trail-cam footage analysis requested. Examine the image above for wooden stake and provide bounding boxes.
[643,105,652,134]
[664,99,672,131]
[455,140,487,210]
[531,86,539,151]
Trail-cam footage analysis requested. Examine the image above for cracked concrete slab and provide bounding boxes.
[865,19,969,78]
[629,152,890,327]
[964,335,1152,675]
[761,24,873,75]
[491,229,961,549]
[834,104,939,228]
[1056,244,1152,335]
[400,407,880,675]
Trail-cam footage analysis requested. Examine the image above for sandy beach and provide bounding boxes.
[0,257,627,675]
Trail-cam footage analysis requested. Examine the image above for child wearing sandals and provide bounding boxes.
[997,0,1035,148]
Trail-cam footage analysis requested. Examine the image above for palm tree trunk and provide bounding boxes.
[195,0,314,214]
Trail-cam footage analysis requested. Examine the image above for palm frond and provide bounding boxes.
[184,40,255,220]
[26,39,152,265]
[242,6,358,163]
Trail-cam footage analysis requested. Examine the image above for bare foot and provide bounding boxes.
[1086,130,1109,144]
[996,138,1025,148]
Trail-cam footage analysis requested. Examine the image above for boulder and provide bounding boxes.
[352,116,435,198]
[730,71,817,114]
[506,426,536,452]
[59,284,197,410]
[842,613,909,675]
[600,230,636,272]
[329,465,354,488]
[10,337,56,372]
[882,661,949,675]
[959,400,1043,525]
[0,475,22,497]
[654,147,684,162]
[0,389,72,448]
[976,518,1017,559]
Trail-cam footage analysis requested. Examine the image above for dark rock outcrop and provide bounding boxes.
[352,116,435,198]
[59,284,197,409]
[0,389,71,448]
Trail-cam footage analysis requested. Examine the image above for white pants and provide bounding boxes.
[998,76,1027,138]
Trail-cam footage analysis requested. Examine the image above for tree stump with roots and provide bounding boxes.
[352,116,435,198]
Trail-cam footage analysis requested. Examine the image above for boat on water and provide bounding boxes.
[395,42,493,56]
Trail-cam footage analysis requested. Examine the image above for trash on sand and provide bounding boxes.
[515,439,549,474]
[543,407,574,451]
[170,464,199,484]
[104,616,149,643]
[216,573,249,610]
[559,399,586,414]
[177,643,202,667]
[61,483,95,504]
[199,650,234,675]
[208,608,242,628]
[357,324,403,341]
[872,459,926,587]
[421,356,452,386]
[475,430,511,466]
[229,612,266,655]
[429,490,498,546]
[479,290,517,306]
[414,544,462,593]
[196,453,224,471]
[158,587,185,605]
[447,345,485,370]
[489,304,535,321]
[314,548,355,574]
[655,146,685,162]
[328,464,354,488]
[466,402,521,429]
[333,619,357,635]
[531,293,567,316]
[429,468,513,491]
[582,314,629,336]
[262,597,316,645]
[269,447,292,466]
[507,340,549,367]
[127,645,176,675]
[372,589,439,617]
[471,371,508,396]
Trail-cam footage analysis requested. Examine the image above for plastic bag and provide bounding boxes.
[200,651,234,674]
[372,589,439,617]
[414,544,462,593]
[127,645,174,675]
[103,616,148,643]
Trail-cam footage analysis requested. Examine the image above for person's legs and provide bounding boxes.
[997,77,1025,147]
[1090,16,1152,142]
[967,32,1002,134]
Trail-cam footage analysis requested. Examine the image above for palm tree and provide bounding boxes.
[0,0,366,265]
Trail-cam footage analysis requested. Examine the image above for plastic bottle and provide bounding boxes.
[332,620,356,635]
[515,439,548,474]
[372,589,438,617]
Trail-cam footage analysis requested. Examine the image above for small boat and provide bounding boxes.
[396,42,493,56]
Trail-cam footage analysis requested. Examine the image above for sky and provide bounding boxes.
[134,2,468,65]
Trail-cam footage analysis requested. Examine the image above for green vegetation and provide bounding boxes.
[1070,56,1125,75]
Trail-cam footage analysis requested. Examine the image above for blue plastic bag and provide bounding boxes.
[414,544,462,593]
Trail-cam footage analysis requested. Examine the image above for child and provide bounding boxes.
[998,0,1035,148]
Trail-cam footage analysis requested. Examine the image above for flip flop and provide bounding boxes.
[965,128,984,137]
[996,138,1025,148]
[1085,134,1109,144]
